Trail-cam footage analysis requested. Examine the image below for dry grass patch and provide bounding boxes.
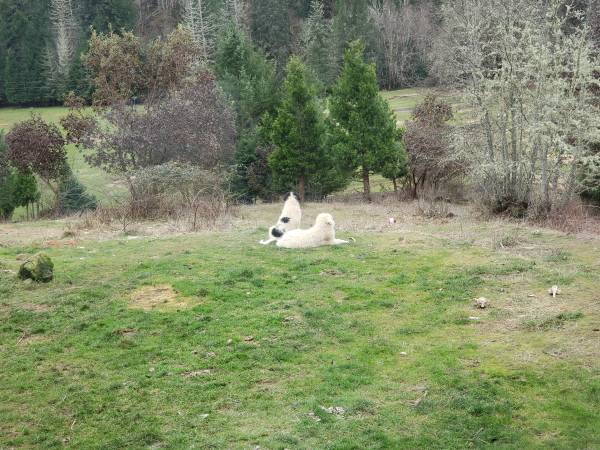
[19,302,53,312]
[16,333,51,346]
[128,284,199,311]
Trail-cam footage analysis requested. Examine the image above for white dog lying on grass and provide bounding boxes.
[276,213,349,249]
[260,192,302,245]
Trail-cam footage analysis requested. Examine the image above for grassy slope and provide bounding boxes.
[0,107,124,215]
[0,106,70,130]
[1,205,599,449]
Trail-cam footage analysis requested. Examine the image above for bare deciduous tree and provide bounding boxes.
[369,0,434,89]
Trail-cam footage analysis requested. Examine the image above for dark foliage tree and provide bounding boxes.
[332,0,376,71]
[0,132,17,219]
[146,25,201,101]
[5,114,67,202]
[215,23,278,128]
[0,170,18,220]
[78,0,136,34]
[404,94,456,198]
[329,41,400,201]
[13,170,40,219]
[1,131,40,220]
[380,138,409,193]
[83,29,146,106]
[0,0,52,105]
[81,73,235,184]
[250,0,292,69]
[231,126,275,202]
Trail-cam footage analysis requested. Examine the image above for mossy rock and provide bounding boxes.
[18,252,54,283]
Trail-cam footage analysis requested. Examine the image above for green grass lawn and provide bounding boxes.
[1,205,599,449]
[0,106,69,131]
[381,88,468,125]
[0,107,125,214]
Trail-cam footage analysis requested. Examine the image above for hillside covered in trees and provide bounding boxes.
[0,0,440,106]
[1,0,599,221]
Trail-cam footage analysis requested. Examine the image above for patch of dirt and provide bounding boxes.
[129,284,198,311]
[183,369,212,378]
[17,333,50,346]
[43,239,78,248]
[20,303,52,312]
[255,378,279,392]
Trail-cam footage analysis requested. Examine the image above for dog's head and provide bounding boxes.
[315,213,335,228]
[283,191,298,202]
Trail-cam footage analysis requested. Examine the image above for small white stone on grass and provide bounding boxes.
[474,297,489,308]
[183,369,212,378]
[320,406,345,415]
[307,412,321,422]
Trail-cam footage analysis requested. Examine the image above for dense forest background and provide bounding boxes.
[0,0,441,106]
[1,0,599,218]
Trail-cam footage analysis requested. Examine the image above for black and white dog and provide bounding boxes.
[260,192,302,245]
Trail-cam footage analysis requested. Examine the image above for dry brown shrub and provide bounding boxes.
[535,199,600,234]
[415,188,455,219]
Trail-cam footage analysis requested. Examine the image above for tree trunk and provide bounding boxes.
[362,166,371,202]
[298,175,306,203]
[392,178,398,193]
[411,173,418,199]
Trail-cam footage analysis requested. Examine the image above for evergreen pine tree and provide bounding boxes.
[301,0,336,92]
[216,23,281,201]
[78,0,136,34]
[329,40,400,201]
[250,0,292,70]
[332,0,375,70]
[58,171,97,214]
[268,57,334,201]
[1,0,52,105]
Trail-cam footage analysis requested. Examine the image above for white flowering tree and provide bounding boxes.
[433,0,600,217]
